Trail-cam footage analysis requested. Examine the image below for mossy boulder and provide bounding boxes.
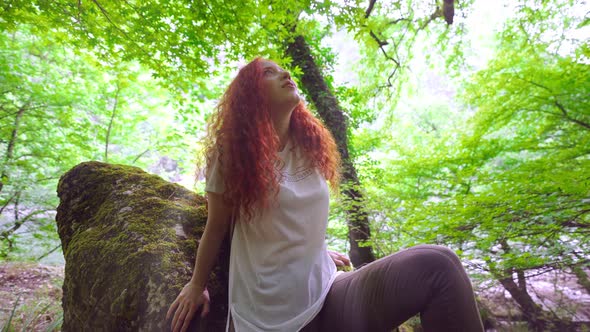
[56,161,230,332]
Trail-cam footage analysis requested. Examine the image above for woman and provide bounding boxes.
[167,58,484,332]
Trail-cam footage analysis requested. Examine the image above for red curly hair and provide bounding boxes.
[203,57,341,221]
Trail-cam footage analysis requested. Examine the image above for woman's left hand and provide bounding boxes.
[328,250,351,268]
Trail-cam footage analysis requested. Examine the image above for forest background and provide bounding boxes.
[0,0,589,330]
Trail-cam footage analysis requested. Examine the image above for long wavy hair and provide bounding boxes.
[202,57,341,221]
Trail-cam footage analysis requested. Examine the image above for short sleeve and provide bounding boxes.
[205,153,225,194]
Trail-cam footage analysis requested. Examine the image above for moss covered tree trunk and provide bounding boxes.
[286,35,376,268]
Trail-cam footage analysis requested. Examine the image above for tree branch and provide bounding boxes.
[1,104,27,194]
[0,208,51,239]
[132,148,151,164]
[0,193,15,215]
[365,0,377,18]
[37,244,62,261]
[89,0,155,62]
[553,101,590,130]
[419,7,443,30]
[105,82,121,162]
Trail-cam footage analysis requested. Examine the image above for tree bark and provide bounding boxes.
[496,240,575,330]
[0,105,25,193]
[286,35,376,267]
[497,274,549,329]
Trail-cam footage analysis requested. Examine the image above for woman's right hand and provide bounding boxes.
[166,282,210,332]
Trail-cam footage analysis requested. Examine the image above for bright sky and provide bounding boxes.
[326,0,590,85]
[325,0,512,86]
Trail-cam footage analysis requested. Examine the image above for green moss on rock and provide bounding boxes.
[56,162,229,332]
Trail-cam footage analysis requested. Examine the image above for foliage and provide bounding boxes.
[355,1,589,325]
[0,27,188,260]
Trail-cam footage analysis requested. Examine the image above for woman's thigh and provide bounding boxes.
[302,244,483,332]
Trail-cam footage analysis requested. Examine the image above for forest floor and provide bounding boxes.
[1,262,590,331]
[0,262,63,331]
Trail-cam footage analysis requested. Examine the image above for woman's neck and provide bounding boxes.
[272,111,293,152]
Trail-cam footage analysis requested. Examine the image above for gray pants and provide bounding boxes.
[301,244,484,332]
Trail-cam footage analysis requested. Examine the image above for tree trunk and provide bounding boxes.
[495,240,575,330]
[572,265,590,294]
[497,274,550,330]
[0,106,25,193]
[494,240,576,330]
[286,35,375,267]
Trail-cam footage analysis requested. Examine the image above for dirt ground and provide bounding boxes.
[0,262,64,331]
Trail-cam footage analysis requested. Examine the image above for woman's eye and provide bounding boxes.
[264,68,275,75]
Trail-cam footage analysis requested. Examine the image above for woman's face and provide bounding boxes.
[260,60,300,112]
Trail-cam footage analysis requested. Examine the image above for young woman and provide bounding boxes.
[167,58,484,332]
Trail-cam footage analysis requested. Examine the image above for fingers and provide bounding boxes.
[181,304,197,332]
[171,302,183,332]
[340,254,351,266]
[328,251,341,266]
[174,303,192,332]
[170,295,209,331]
[333,257,344,266]
[166,298,179,321]
[333,251,351,266]
[329,250,351,267]
[201,299,210,318]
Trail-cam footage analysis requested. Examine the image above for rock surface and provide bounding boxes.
[56,161,230,331]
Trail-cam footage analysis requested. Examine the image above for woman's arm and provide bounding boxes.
[167,192,233,332]
[189,191,233,287]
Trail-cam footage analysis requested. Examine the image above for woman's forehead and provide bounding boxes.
[260,60,283,71]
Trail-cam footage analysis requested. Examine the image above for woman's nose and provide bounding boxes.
[281,71,291,80]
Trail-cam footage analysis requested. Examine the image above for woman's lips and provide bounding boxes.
[282,81,296,88]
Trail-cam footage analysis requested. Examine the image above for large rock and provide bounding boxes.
[56,162,230,331]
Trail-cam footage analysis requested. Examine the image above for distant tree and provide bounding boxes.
[0,27,181,259]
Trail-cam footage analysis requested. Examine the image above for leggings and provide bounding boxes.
[300,244,484,332]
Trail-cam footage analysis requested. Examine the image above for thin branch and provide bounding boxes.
[105,82,121,162]
[389,17,411,25]
[0,193,15,215]
[89,0,155,62]
[0,110,22,121]
[419,7,442,30]
[13,191,19,222]
[1,104,27,194]
[204,1,231,44]
[553,101,590,130]
[35,176,62,182]
[363,0,401,88]
[37,244,62,261]
[91,0,132,40]
[132,148,150,164]
[518,77,554,93]
[522,106,590,131]
[369,31,388,46]
[0,208,51,239]
[365,0,377,18]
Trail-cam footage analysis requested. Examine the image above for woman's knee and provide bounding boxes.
[411,244,459,258]
[406,244,464,270]
[374,244,465,277]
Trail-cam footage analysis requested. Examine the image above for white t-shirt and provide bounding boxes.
[205,140,338,332]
